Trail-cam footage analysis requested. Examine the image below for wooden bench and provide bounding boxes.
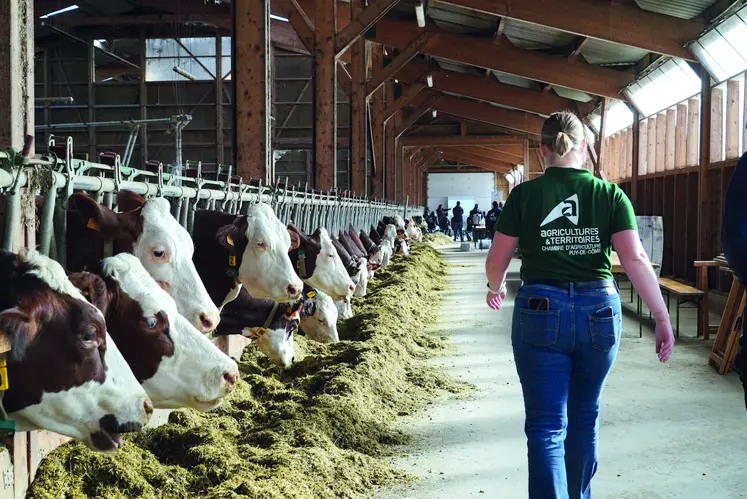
[638,277,704,338]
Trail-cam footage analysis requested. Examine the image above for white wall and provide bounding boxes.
[427,172,496,222]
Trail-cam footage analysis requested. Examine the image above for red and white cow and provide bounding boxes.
[69,254,239,411]
[1,249,152,451]
[288,225,355,301]
[68,191,221,333]
[299,287,339,344]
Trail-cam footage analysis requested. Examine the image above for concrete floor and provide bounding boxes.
[375,247,747,499]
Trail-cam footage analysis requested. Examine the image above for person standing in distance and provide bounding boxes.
[484,111,675,499]
[452,201,465,242]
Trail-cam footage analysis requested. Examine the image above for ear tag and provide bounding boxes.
[306,289,317,299]
[250,327,267,340]
[226,234,235,247]
[0,331,11,355]
[228,255,237,267]
[0,359,9,391]
[87,218,101,231]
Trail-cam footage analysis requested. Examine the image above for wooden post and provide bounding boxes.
[594,97,607,177]
[385,111,396,200]
[686,97,699,167]
[675,103,687,168]
[233,0,272,183]
[371,44,385,198]
[314,0,337,189]
[216,35,224,165]
[655,112,666,173]
[87,43,95,160]
[631,110,640,206]
[697,68,712,261]
[726,78,740,159]
[349,0,367,195]
[665,108,676,170]
[645,116,656,176]
[139,28,148,164]
[710,86,723,163]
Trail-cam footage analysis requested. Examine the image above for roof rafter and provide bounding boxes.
[427,94,545,135]
[368,18,635,99]
[440,148,515,169]
[442,146,521,165]
[437,0,703,60]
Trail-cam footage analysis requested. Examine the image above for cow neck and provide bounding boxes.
[296,249,308,278]
[226,244,240,284]
[249,301,281,341]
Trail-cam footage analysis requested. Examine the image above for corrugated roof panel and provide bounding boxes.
[551,85,595,103]
[581,38,650,65]
[502,19,576,50]
[428,0,499,33]
[634,0,719,19]
[493,71,542,90]
[435,57,484,77]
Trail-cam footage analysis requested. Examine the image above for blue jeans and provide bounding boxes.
[511,283,622,499]
[453,223,463,241]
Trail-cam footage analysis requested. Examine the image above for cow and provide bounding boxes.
[192,205,304,310]
[382,224,398,245]
[68,190,220,333]
[287,224,355,301]
[299,286,339,344]
[68,254,239,411]
[1,249,152,451]
[393,215,406,230]
[379,240,394,268]
[334,234,368,297]
[335,296,354,320]
[216,286,302,367]
[348,227,370,255]
[369,226,383,246]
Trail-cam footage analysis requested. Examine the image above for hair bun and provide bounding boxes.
[554,131,575,157]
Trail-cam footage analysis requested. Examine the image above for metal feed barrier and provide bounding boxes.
[0,136,421,266]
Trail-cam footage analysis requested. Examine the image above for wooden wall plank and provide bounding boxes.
[675,103,687,168]
[710,86,724,164]
[686,97,700,167]
[656,112,666,173]
[726,78,740,159]
[626,127,633,179]
[646,116,656,176]
[665,108,676,170]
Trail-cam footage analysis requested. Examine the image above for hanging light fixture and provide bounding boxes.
[415,0,426,28]
[173,66,197,81]
[431,110,437,118]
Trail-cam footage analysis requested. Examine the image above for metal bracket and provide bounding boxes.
[3,467,13,489]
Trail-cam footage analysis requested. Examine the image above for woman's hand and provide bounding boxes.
[654,314,675,363]
[486,284,507,310]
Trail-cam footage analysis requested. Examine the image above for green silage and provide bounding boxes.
[27,245,470,499]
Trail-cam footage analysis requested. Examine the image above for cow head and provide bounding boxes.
[383,224,398,244]
[299,288,339,343]
[70,255,239,412]
[379,240,394,268]
[335,297,354,320]
[72,191,221,333]
[353,257,369,297]
[217,204,303,302]
[289,226,355,301]
[2,250,151,452]
[217,288,300,368]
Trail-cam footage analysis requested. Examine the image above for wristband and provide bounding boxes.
[487,282,506,295]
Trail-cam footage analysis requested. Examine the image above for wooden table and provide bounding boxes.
[610,251,660,274]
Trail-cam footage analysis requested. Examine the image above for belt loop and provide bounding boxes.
[569,282,575,297]
[614,280,620,293]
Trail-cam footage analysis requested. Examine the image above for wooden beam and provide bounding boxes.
[665,108,676,170]
[335,0,400,55]
[314,0,337,189]
[686,97,699,167]
[394,93,441,138]
[381,83,424,122]
[675,103,687,168]
[431,95,545,135]
[371,44,385,197]
[366,30,436,99]
[444,146,521,165]
[438,152,513,173]
[395,61,596,116]
[349,0,367,195]
[437,0,702,60]
[474,145,524,160]
[697,67,711,260]
[726,78,740,159]
[233,0,272,183]
[369,18,634,99]
[441,148,515,169]
[567,36,588,61]
[710,87,724,163]
[594,97,608,177]
[400,135,525,147]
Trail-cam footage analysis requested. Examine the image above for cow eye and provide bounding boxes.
[82,329,96,343]
[153,249,166,259]
[318,318,325,324]
[145,317,157,329]
[256,241,266,249]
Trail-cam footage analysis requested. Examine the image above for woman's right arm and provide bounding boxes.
[611,229,674,362]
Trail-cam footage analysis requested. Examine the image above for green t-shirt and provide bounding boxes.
[495,167,637,282]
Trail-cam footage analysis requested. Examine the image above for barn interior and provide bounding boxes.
[1,0,747,496]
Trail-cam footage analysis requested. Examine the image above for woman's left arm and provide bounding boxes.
[485,232,519,310]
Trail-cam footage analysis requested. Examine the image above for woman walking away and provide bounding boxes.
[483,111,675,499]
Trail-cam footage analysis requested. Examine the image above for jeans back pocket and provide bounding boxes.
[589,312,622,352]
[519,309,561,347]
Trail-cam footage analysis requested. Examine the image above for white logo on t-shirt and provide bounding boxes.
[540,194,579,227]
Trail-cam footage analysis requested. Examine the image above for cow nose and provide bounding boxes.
[222,370,238,387]
[199,311,220,332]
[348,283,356,293]
[287,284,300,298]
[143,399,154,417]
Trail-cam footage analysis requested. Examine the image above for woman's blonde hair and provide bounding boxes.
[541,111,584,158]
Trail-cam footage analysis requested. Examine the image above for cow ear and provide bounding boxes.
[302,299,316,317]
[0,307,35,361]
[288,230,301,251]
[72,192,121,235]
[116,190,146,214]
[216,224,245,250]
[68,272,110,316]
